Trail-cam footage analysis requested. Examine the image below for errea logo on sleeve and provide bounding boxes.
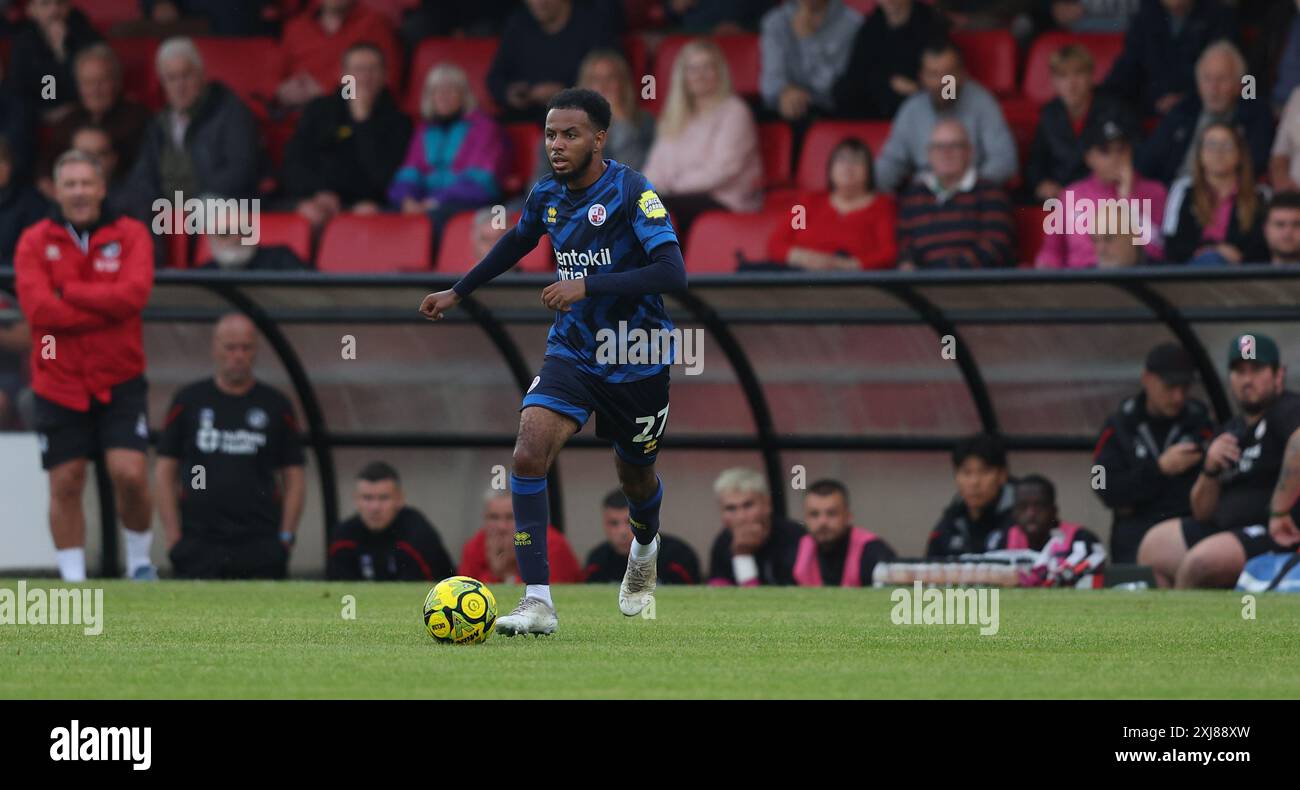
[638,190,666,219]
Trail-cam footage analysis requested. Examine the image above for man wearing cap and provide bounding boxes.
[1092,343,1216,564]
[1139,333,1300,587]
[1035,113,1167,269]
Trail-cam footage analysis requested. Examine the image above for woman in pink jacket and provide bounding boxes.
[643,39,763,239]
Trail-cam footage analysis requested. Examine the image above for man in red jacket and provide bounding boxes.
[15,149,156,582]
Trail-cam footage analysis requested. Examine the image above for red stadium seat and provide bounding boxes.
[952,30,1018,98]
[193,213,314,267]
[1015,205,1048,266]
[762,187,805,212]
[684,210,785,273]
[795,121,891,192]
[108,37,161,109]
[317,214,433,272]
[191,38,286,119]
[72,0,140,32]
[436,210,552,273]
[1022,32,1125,105]
[650,33,761,110]
[503,123,542,197]
[407,38,500,118]
[758,122,794,189]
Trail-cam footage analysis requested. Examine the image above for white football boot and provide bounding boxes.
[619,535,659,617]
[495,596,558,637]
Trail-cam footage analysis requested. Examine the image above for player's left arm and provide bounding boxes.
[1268,426,1300,544]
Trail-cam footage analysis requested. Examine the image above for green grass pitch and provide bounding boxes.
[3,580,1299,699]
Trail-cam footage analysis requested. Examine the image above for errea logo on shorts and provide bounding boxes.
[50,720,151,770]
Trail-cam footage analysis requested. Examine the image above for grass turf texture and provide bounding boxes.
[2,580,1298,699]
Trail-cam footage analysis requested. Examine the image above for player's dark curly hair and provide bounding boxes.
[547,87,612,131]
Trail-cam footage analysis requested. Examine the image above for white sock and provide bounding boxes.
[124,529,154,574]
[629,535,658,562]
[57,548,86,582]
[525,584,553,608]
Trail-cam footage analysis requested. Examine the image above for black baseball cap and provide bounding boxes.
[1082,112,1137,152]
[1145,342,1195,386]
[1227,332,1281,369]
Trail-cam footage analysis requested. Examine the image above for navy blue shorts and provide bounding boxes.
[521,355,670,466]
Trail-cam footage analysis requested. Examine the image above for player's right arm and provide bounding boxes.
[1190,432,1238,522]
[420,191,547,321]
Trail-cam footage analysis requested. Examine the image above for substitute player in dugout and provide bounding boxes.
[14,149,156,582]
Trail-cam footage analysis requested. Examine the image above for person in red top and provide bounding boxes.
[14,149,156,582]
[457,492,583,584]
[766,137,898,270]
[277,0,403,110]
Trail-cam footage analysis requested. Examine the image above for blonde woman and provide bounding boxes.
[388,62,509,227]
[643,39,763,236]
[530,49,656,183]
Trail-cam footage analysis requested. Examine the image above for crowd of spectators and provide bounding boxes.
[5,0,1300,274]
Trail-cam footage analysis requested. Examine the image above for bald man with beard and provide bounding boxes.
[155,313,307,579]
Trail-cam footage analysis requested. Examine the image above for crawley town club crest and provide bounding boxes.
[588,203,607,226]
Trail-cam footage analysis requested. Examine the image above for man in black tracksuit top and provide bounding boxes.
[926,433,1017,557]
[584,489,700,584]
[327,461,455,582]
[1092,343,1216,563]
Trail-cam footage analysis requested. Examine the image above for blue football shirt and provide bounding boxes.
[517,159,680,383]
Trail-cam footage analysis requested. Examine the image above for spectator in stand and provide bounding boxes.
[664,0,774,33]
[458,492,584,584]
[1033,0,1140,33]
[1268,85,1300,193]
[897,119,1015,269]
[0,61,37,186]
[926,432,1017,557]
[399,0,521,44]
[1091,203,1150,267]
[1264,191,1300,265]
[707,467,805,586]
[1102,0,1237,117]
[1091,342,1214,563]
[1036,114,1168,269]
[793,479,895,587]
[278,0,402,111]
[766,137,898,270]
[583,489,700,584]
[1027,44,1140,203]
[531,50,656,184]
[7,0,103,120]
[14,150,157,583]
[758,0,863,124]
[157,313,306,580]
[832,0,947,121]
[1259,0,1300,115]
[119,37,261,243]
[196,215,307,271]
[487,0,621,123]
[38,46,149,198]
[0,290,31,430]
[281,42,411,232]
[141,0,282,36]
[67,125,131,213]
[327,462,456,582]
[643,39,763,237]
[0,139,51,268]
[875,38,1018,192]
[1162,121,1268,265]
[471,207,509,260]
[389,63,508,241]
[1138,41,1272,186]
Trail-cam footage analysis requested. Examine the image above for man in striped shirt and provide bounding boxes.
[897,118,1015,269]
